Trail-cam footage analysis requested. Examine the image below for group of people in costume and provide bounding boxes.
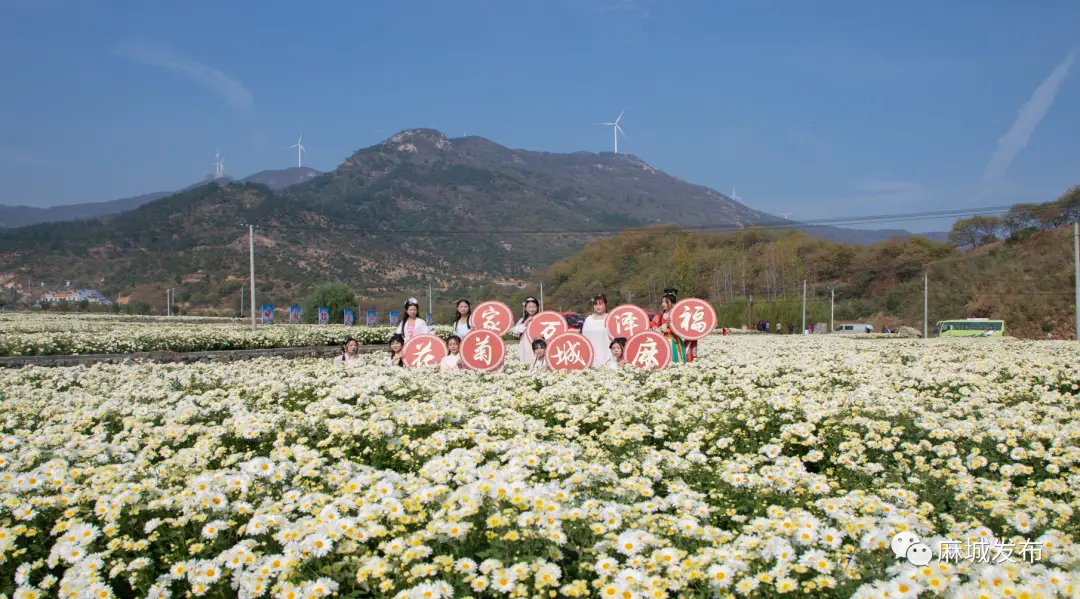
[335,288,699,370]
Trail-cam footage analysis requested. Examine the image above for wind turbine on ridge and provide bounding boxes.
[288,133,306,168]
[731,186,742,202]
[781,212,793,219]
[213,149,225,178]
[598,110,627,154]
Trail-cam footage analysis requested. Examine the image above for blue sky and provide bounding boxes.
[1,0,1078,233]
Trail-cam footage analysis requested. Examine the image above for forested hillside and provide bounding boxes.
[541,187,1080,338]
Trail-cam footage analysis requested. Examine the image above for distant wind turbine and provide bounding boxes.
[598,110,627,154]
[288,133,306,168]
[213,149,224,178]
[731,186,742,202]
[781,212,793,220]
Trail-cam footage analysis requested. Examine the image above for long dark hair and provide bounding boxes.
[400,298,419,332]
[662,288,678,309]
[447,335,461,354]
[518,297,539,325]
[452,299,471,329]
[342,337,358,357]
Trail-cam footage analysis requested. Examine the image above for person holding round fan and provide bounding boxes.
[650,288,695,364]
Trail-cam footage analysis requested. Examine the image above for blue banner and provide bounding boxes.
[389,311,400,326]
[318,307,329,325]
[366,310,377,326]
[260,305,274,325]
[343,309,354,327]
[289,306,301,324]
[425,312,433,325]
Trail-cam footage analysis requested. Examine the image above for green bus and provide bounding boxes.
[934,318,1006,338]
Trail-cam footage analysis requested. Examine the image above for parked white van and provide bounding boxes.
[834,323,873,333]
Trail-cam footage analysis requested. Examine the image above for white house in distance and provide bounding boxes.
[40,287,113,305]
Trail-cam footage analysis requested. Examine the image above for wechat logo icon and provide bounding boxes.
[891,531,934,566]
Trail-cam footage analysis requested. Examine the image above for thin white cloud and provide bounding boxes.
[981,51,1074,184]
[115,36,254,113]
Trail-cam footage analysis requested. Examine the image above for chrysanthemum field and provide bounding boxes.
[0,315,452,356]
[1,336,1078,599]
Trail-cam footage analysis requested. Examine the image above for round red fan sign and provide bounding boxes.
[668,298,717,341]
[545,332,594,371]
[605,304,650,340]
[526,310,569,342]
[459,329,506,372]
[625,331,672,370]
[472,301,515,336]
[403,334,447,368]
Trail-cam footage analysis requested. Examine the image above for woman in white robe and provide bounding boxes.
[451,300,472,338]
[581,294,612,367]
[396,298,430,341]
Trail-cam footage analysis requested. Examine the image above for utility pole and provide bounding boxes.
[1074,223,1079,340]
[249,225,256,332]
[801,280,807,333]
[923,271,929,340]
[748,294,753,330]
[828,285,836,333]
[540,281,544,312]
[240,286,244,318]
[428,283,433,323]
[166,288,171,317]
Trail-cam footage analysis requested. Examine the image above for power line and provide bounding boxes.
[250,205,1013,237]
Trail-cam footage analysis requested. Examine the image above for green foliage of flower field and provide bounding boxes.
[1,336,1078,599]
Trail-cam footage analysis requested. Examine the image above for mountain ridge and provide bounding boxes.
[0,129,947,311]
[0,167,321,229]
[1,130,944,242]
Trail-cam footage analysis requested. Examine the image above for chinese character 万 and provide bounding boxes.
[678,305,708,334]
[473,337,493,365]
[410,341,434,367]
[551,341,586,367]
[536,319,560,340]
[633,338,660,369]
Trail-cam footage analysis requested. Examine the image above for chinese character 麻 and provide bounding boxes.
[938,540,966,564]
[633,338,660,369]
